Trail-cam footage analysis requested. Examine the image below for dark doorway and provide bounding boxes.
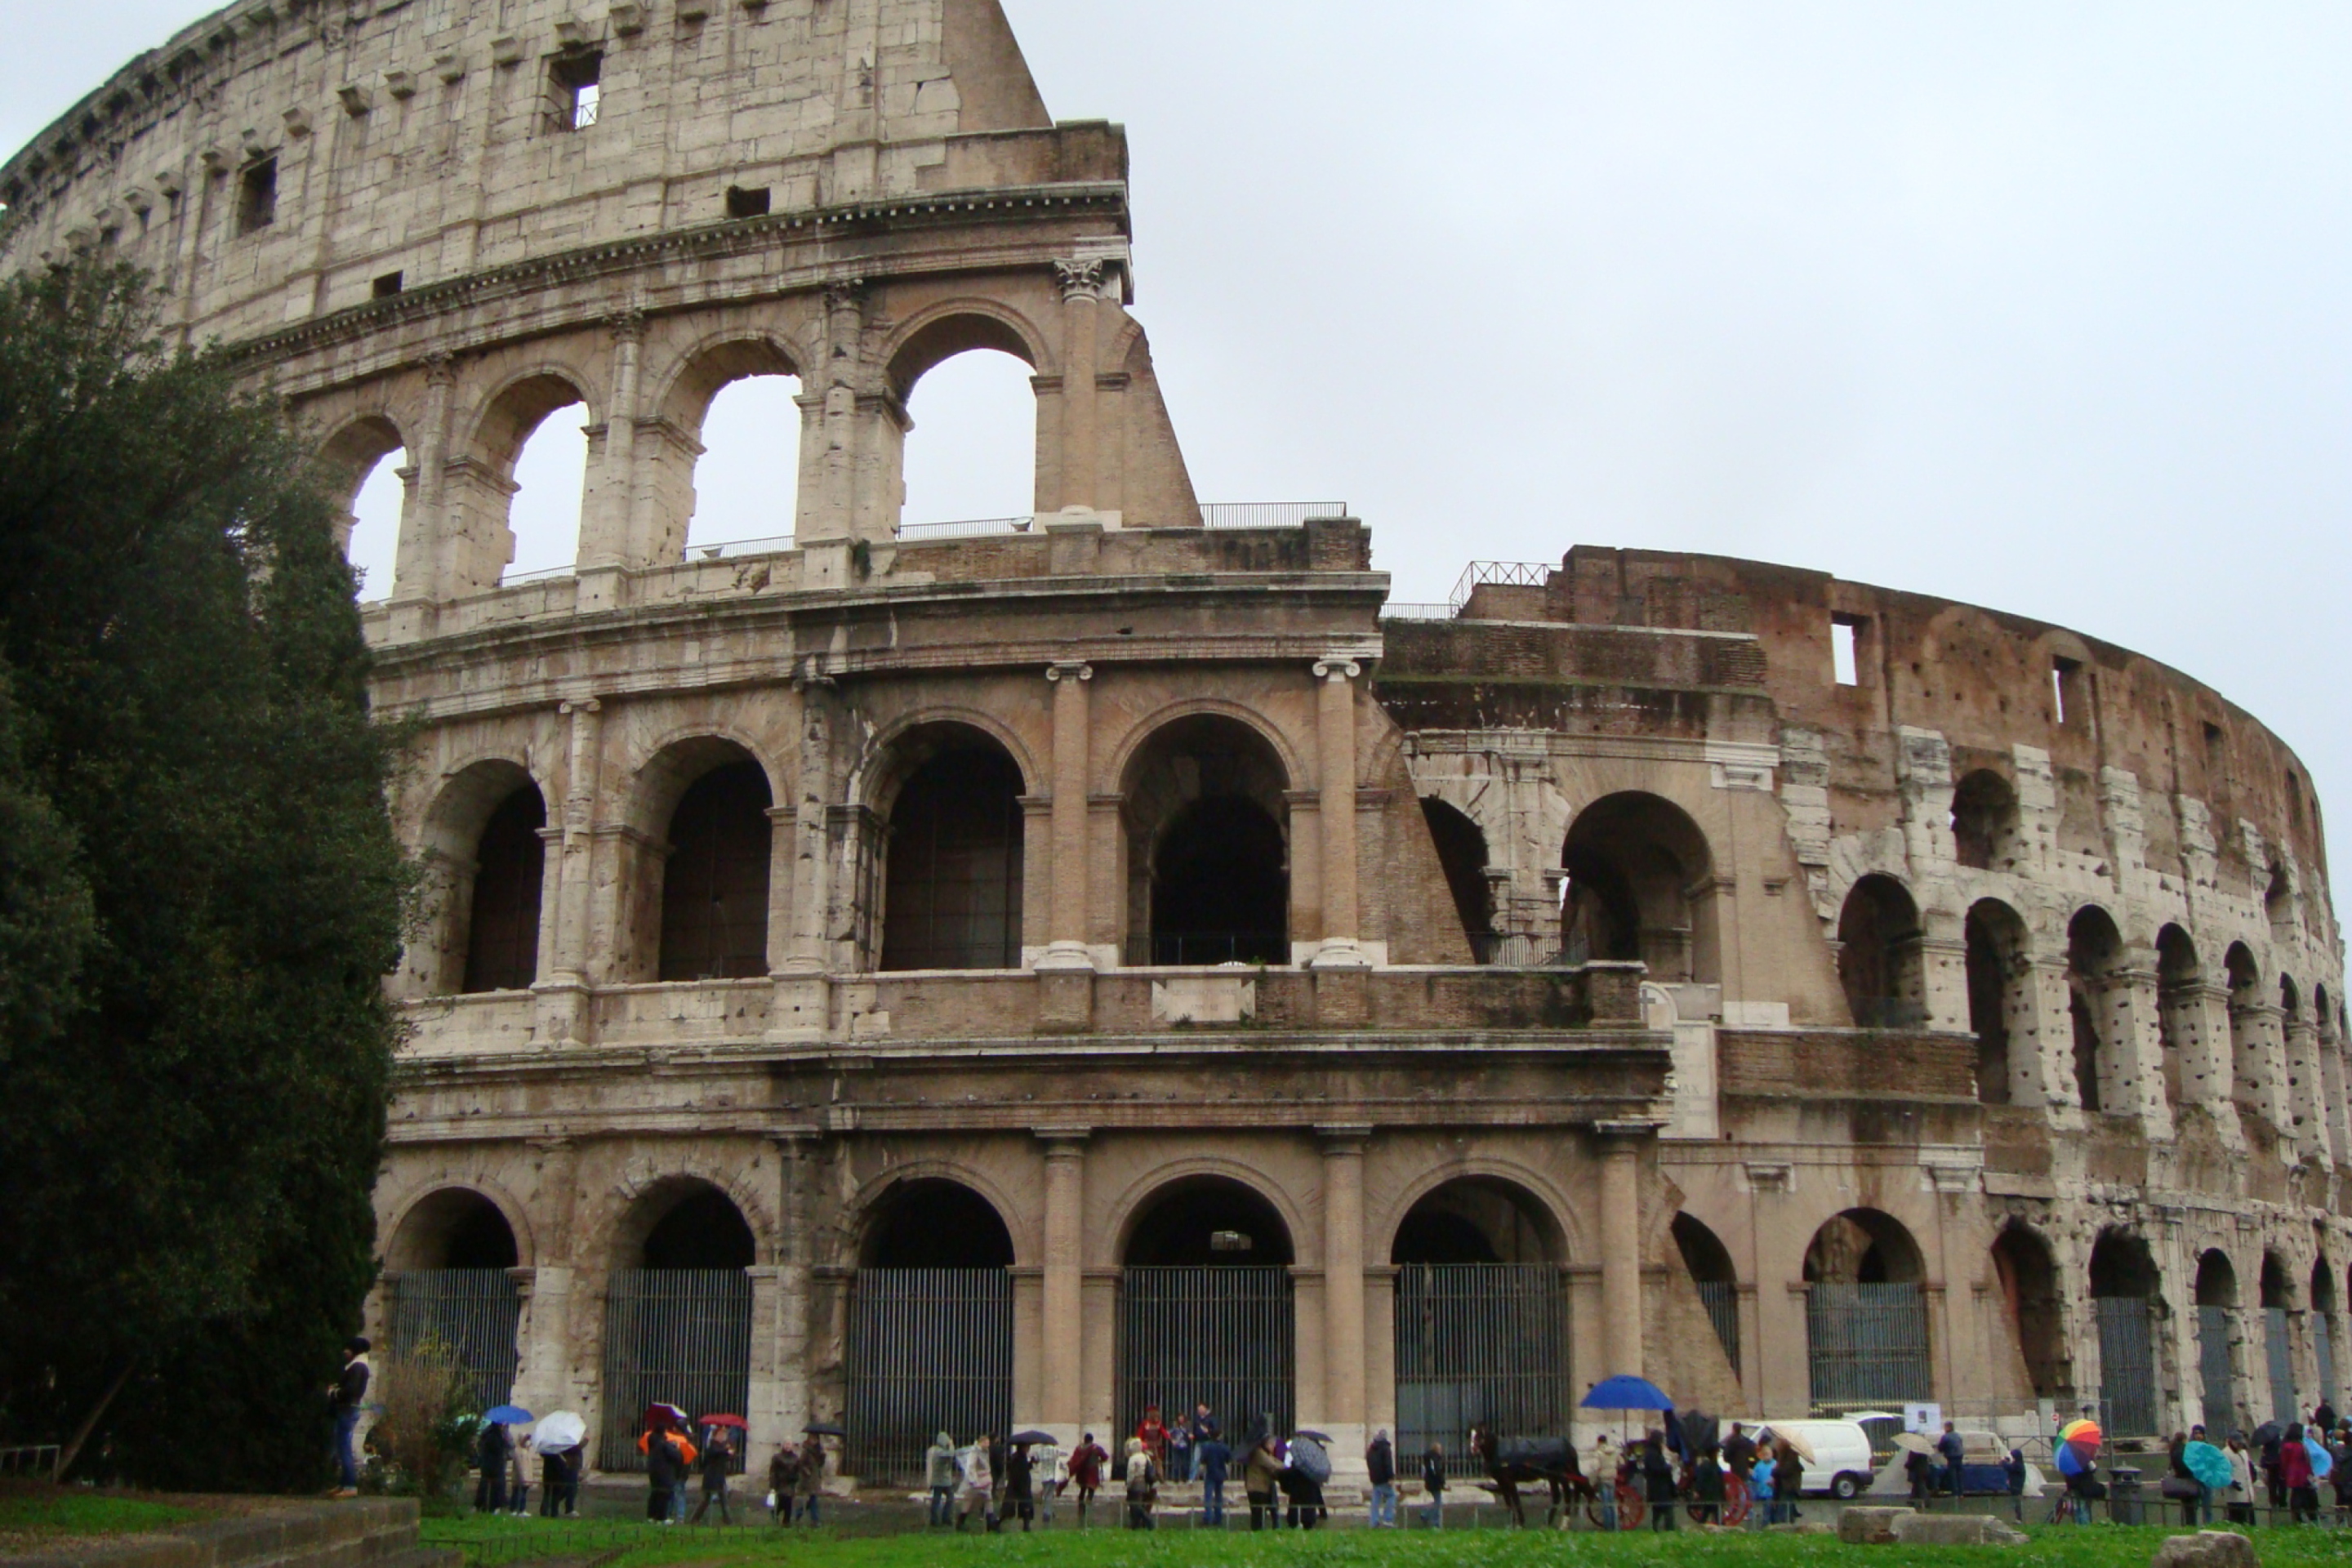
[464,786,546,992]
[659,761,773,980]
[1147,798,1288,965]
[880,746,1025,970]
[2090,1231,2160,1436]
[1966,900,2027,1104]
[1421,799,1495,957]
[1992,1225,2065,1401]
[849,1180,1013,1482]
[1674,1212,1743,1376]
[602,1183,755,1472]
[386,1189,521,1417]
[1838,875,1923,1027]
[862,1178,1015,1268]
[1950,770,2019,871]
[1559,792,1715,981]
[1392,1180,1564,1476]
[1120,1178,1294,1444]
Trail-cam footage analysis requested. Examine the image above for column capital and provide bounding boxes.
[604,308,647,343]
[1313,657,1362,682]
[1053,256,1114,302]
[421,349,457,386]
[1594,1119,1662,1143]
[1035,1125,1092,1151]
[1046,661,1093,684]
[559,695,602,715]
[1316,1123,1372,1152]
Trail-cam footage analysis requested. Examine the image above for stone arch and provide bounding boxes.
[854,708,1040,816]
[1099,697,1306,796]
[2197,1248,2239,1308]
[1118,711,1294,966]
[385,1182,532,1272]
[644,328,809,561]
[882,299,1053,396]
[1803,1208,1933,1406]
[1105,1160,1305,1269]
[1838,872,1924,1027]
[623,726,786,836]
[1388,1175,1564,1266]
[2067,904,2128,1114]
[871,721,1030,973]
[1966,898,2032,1105]
[2090,1227,2164,1435]
[1991,1222,2067,1401]
[646,327,808,431]
[847,1160,1036,1267]
[449,364,602,593]
[636,738,774,983]
[1951,768,2023,871]
[1560,791,1719,983]
[2266,859,2296,931]
[1376,1158,1592,1268]
[412,758,552,998]
[858,1175,1017,1268]
[463,364,604,466]
[2261,1249,2297,1310]
[607,1173,765,1271]
[1803,1207,1927,1285]
[2155,924,2202,1110]
[315,412,409,536]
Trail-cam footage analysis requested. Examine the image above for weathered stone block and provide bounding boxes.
[1838,1506,1907,1544]
[2152,1531,2260,1568]
[1891,1512,2029,1546]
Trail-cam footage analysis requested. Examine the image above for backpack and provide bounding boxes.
[1126,1455,1158,1503]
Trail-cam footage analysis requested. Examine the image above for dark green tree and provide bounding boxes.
[0,261,409,1490]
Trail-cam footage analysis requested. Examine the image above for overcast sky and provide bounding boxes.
[10,2,2349,880]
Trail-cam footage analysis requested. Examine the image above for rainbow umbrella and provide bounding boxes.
[2056,1418,2102,1477]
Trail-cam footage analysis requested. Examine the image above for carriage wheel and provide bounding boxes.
[1588,1483,1645,1530]
[1723,1472,1752,1526]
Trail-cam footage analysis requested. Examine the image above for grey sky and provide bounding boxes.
[11,2,2348,876]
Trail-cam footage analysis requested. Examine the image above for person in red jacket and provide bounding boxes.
[1136,1407,1168,1470]
[2282,1423,2319,1523]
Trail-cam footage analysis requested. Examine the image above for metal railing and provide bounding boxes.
[0,1444,60,1478]
[2098,1296,2160,1437]
[598,1269,754,1474]
[847,1268,1013,1483]
[1806,1282,1931,1410]
[1394,1263,1565,1479]
[898,515,1034,540]
[1382,602,1457,621]
[1119,1266,1294,1448]
[1698,1280,1742,1376]
[500,564,577,586]
[2266,1306,2297,1423]
[689,534,794,559]
[1199,501,1348,529]
[390,1269,523,1419]
[1449,560,1552,612]
[1123,932,1287,968]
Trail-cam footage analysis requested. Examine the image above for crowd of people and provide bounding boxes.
[2158,1403,2352,1528]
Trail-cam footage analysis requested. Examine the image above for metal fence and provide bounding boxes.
[898,515,1033,540]
[598,1269,753,1473]
[2321,1316,2340,1410]
[1447,561,1552,611]
[1697,1281,1742,1376]
[2267,1306,2297,1424]
[1805,1282,1931,1410]
[1393,1263,1563,1478]
[1199,502,1349,529]
[846,1268,1013,1483]
[2096,1296,2159,1437]
[2198,1304,2238,1432]
[390,1269,523,1418]
[1119,1267,1294,1444]
[1123,931,1287,967]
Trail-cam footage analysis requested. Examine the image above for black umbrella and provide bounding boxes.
[1293,1429,1334,1445]
[804,1422,847,1437]
[1009,1431,1057,1446]
[2252,1421,2283,1449]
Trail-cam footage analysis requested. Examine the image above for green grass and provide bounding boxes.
[0,1491,199,1539]
[414,1513,2352,1568]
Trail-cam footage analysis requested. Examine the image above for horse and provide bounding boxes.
[1468,1424,1600,1527]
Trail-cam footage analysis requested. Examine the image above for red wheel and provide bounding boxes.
[1723,1472,1752,1526]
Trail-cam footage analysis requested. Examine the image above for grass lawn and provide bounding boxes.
[0,1490,198,1545]
[413,1512,2352,1568]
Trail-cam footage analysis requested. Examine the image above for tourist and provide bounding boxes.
[2282,1422,2317,1523]
[474,1418,510,1513]
[1004,1441,1036,1531]
[539,1442,577,1517]
[1195,1428,1231,1527]
[924,1432,956,1526]
[1070,1432,1108,1526]
[1690,1447,1724,1525]
[794,1434,826,1527]
[1246,1436,1284,1530]
[1749,1452,1775,1526]
[1365,1428,1397,1527]
[1722,1423,1755,1487]
[1136,1405,1168,1470]
[1641,1431,1678,1530]
[1169,1418,1192,1482]
[1589,1432,1620,1529]
[1279,1441,1324,1530]
[1772,1438,1804,1525]
[1938,1422,1966,1497]
[766,1443,796,1526]
[1418,1441,1446,1529]
[2226,1434,2256,1526]
[2330,1428,2352,1526]
[1904,1442,1934,1505]
[328,1338,370,1499]
[644,1421,683,1523]
[1125,1435,1159,1530]
[956,1433,994,1531]
[688,1427,734,1526]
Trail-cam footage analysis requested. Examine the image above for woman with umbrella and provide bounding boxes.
[2182,1432,2234,1526]
[689,1417,743,1526]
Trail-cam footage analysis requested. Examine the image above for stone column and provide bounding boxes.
[769,675,833,1041]
[1051,259,1108,510]
[1319,1127,1369,1461]
[577,310,643,611]
[2029,956,2084,1126]
[1040,663,1094,969]
[534,697,601,1044]
[389,352,455,635]
[2287,1018,2328,1162]
[800,284,866,588]
[2116,960,2172,1138]
[1597,1125,1646,1379]
[1039,1129,1089,1440]
[767,1133,813,1466]
[513,1137,581,1418]
[1309,657,1366,967]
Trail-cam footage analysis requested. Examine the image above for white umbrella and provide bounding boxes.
[535,1411,587,1452]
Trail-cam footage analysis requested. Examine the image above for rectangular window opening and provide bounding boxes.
[2053,656,2085,727]
[372,270,404,298]
[549,51,602,131]
[1831,615,1862,687]
[235,157,277,235]
[724,185,771,219]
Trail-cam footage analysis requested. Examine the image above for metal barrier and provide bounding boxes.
[2198,1303,2238,1432]
[846,1267,1013,1484]
[2096,1296,2160,1437]
[390,1269,523,1418]
[1394,1263,1565,1479]
[1806,1282,1931,1409]
[1380,603,1456,621]
[1448,561,1552,612]
[1697,1281,1742,1376]
[1123,932,1286,968]
[2266,1306,2298,1423]
[0,1444,60,1478]
[598,1268,753,1473]
[690,535,795,559]
[1198,502,1348,529]
[1119,1266,1294,1444]
[897,516,1034,540]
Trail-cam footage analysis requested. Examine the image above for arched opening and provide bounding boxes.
[2195,1250,2240,1434]
[1119,1177,1295,1443]
[1966,900,2030,1105]
[318,416,407,600]
[1420,799,1496,960]
[1559,791,1717,982]
[1951,768,2021,871]
[2312,1258,2340,1410]
[2155,925,2201,1111]
[1838,874,1924,1027]
[1991,1224,2066,1403]
[462,785,546,994]
[1802,1209,1930,1410]
[2261,1253,2297,1424]
[385,1189,524,1417]
[848,1179,1013,1481]
[2090,1231,2161,1436]
[486,378,591,585]
[1391,1179,1566,1474]
[2265,861,2294,930]
[2068,906,2127,1114]
[1121,715,1290,966]
[663,342,803,557]
[1673,1212,1743,1376]
[889,319,1039,531]
[601,1180,755,1472]
[657,758,773,981]
[878,731,1026,972]
[2226,943,2265,1125]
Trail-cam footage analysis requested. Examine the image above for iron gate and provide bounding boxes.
[2096,1297,2158,1437]
[2320,1317,2339,1409]
[2266,1307,2296,1423]
[1697,1281,1742,1375]
[1393,1264,1563,1478]
[846,1269,1012,1483]
[2198,1305,2237,1432]
[389,1269,521,1417]
[1119,1267,1293,1442]
[598,1269,752,1472]
[1805,1282,1930,1410]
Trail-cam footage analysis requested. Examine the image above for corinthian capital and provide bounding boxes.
[1053,257,1111,302]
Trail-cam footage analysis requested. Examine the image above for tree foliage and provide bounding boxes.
[0,261,409,1489]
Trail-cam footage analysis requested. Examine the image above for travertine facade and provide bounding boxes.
[10,0,2345,1486]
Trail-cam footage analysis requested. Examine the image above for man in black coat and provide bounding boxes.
[1365,1430,1397,1527]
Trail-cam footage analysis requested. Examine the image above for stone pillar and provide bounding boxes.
[1040,663,1094,970]
[2117,960,2172,1138]
[800,284,865,587]
[1051,259,1108,510]
[534,697,601,1044]
[2029,956,2084,1126]
[1319,1126,1368,1462]
[1039,1129,1088,1440]
[765,1132,813,1468]
[769,675,834,1040]
[1918,931,1970,1034]
[389,353,455,635]
[2287,1018,2328,1163]
[512,1137,581,1419]
[577,310,643,610]
[1597,1125,1646,1379]
[1309,657,1366,967]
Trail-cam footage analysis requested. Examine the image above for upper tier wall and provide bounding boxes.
[0,0,1065,336]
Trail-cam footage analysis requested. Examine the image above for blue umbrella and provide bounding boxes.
[2307,1437,2334,1480]
[2183,1441,2233,1490]
[484,1404,534,1426]
[1580,1375,1674,1411]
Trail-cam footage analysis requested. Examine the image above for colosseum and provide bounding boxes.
[7,0,2345,1492]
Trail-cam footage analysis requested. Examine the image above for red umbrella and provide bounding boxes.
[700,1414,748,1429]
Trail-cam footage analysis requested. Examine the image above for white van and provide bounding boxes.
[1753,1419,1878,1499]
